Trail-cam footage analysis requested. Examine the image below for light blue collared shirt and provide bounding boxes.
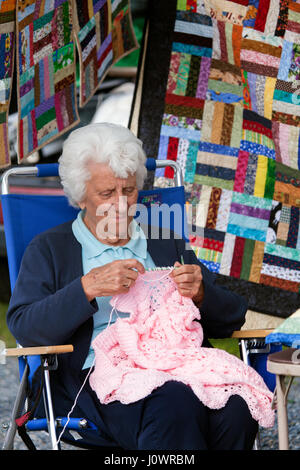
[72,211,156,369]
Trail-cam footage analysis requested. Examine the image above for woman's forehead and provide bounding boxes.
[87,162,136,187]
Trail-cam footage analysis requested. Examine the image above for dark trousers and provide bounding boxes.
[87,380,258,450]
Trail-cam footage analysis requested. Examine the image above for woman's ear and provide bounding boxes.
[78,201,86,210]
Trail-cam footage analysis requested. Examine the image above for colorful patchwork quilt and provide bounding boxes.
[135,0,300,317]
[0,0,137,164]
[73,0,138,107]
[16,0,79,162]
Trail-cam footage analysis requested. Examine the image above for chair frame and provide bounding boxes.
[2,346,73,450]
[267,348,300,450]
[1,162,278,450]
[1,159,183,450]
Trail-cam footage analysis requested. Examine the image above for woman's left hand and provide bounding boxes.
[170,261,204,306]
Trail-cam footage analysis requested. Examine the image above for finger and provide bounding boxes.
[120,283,132,293]
[171,264,185,277]
[174,273,195,283]
[126,270,139,281]
[177,287,194,298]
[174,263,196,273]
[173,268,200,283]
[178,266,203,285]
[122,279,132,289]
[123,259,145,274]
[178,281,200,295]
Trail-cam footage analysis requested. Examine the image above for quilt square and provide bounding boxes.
[272,121,300,170]
[284,0,300,43]
[174,7,214,50]
[167,51,211,100]
[243,0,282,34]
[190,227,225,273]
[266,199,300,249]
[73,0,138,107]
[17,0,79,161]
[160,114,202,181]
[227,191,272,242]
[272,41,300,126]
[240,27,283,77]
[195,140,239,189]
[219,233,266,282]
[273,160,300,208]
[260,242,300,292]
[211,20,243,67]
[241,108,276,159]
[188,184,234,235]
[201,101,243,149]
[241,70,276,119]
[207,58,244,104]
[234,151,275,197]
[204,0,248,25]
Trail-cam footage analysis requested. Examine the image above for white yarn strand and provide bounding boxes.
[55,268,174,446]
[55,358,95,447]
[55,305,119,447]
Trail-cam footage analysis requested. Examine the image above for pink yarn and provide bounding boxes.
[89,271,275,428]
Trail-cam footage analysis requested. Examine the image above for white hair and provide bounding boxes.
[58,122,147,207]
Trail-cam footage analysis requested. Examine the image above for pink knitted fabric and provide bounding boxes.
[89,270,275,428]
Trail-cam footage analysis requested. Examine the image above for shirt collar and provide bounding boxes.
[72,211,147,260]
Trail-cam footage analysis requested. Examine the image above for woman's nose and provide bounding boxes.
[114,195,128,214]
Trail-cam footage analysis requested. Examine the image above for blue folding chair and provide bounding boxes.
[1,158,188,450]
[1,159,280,450]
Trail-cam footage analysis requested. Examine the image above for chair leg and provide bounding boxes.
[43,361,59,450]
[239,340,260,449]
[276,375,289,450]
[2,363,29,450]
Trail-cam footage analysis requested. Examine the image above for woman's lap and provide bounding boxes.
[86,380,258,450]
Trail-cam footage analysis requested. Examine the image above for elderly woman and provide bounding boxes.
[7,123,257,450]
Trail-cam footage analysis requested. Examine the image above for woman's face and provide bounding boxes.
[79,162,139,245]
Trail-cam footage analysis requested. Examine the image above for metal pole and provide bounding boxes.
[1,166,38,195]
[276,375,289,450]
[43,360,59,450]
[2,363,29,450]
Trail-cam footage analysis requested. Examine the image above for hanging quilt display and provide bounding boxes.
[16,0,79,162]
[73,0,138,107]
[134,0,300,317]
[0,0,137,164]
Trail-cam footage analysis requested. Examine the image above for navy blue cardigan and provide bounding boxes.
[7,221,247,446]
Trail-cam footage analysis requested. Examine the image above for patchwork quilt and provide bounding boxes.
[135,0,300,316]
[0,0,137,165]
[73,0,138,107]
[16,0,80,161]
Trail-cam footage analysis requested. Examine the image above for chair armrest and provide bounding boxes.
[4,344,74,357]
[231,329,274,339]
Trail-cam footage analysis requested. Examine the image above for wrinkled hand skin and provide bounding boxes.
[81,259,145,301]
[171,262,204,306]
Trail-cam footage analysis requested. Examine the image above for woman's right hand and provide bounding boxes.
[81,259,145,302]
